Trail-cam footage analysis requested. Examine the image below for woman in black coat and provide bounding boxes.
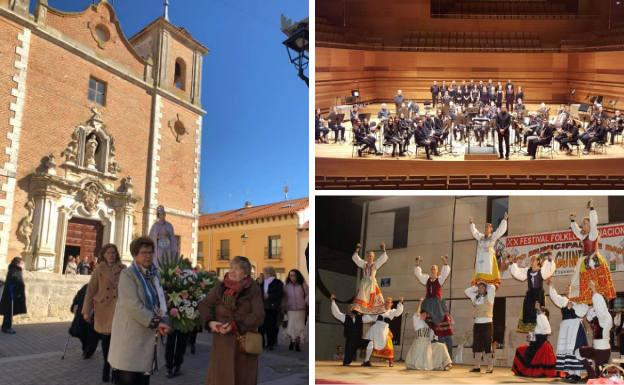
[69,284,99,358]
[0,257,26,333]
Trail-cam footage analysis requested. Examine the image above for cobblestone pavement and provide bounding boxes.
[0,322,309,385]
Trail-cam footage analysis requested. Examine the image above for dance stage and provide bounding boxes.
[315,361,562,384]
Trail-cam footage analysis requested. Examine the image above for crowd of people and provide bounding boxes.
[315,80,624,160]
[329,200,619,383]
[65,254,98,275]
[1,236,308,385]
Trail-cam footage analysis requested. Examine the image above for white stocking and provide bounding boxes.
[365,341,374,362]
[474,352,483,368]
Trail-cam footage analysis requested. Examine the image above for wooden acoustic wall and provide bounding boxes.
[316,47,624,111]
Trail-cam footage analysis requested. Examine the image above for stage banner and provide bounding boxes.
[497,223,624,278]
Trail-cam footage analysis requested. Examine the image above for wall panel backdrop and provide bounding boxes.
[316,47,624,111]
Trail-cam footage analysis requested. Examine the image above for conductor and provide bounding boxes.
[496,106,511,160]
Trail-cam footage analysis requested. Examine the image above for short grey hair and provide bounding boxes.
[231,256,252,276]
[263,266,276,277]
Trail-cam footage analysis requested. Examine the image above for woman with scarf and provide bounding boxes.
[507,252,556,333]
[0,256,26,334]
[82,244,126,382]
[108,237,170,385]
[352,242,389,315]
[569,200,616,304]
[199,256,264,385]
[512,302,558,378]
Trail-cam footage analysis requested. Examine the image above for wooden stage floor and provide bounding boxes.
[315,361,562,384]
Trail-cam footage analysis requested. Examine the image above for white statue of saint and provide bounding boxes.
[148,205,179,267]
[85,134,98,170]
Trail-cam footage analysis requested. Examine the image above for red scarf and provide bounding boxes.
[223,273,253,297]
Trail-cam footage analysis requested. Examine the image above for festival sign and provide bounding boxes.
[498,223,624,278]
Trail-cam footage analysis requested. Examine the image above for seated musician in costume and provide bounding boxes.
[526,118,554,160]
[580,119,607,154]
[556,117,580,155]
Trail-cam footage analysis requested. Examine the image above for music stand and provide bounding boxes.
[358,113,371,122]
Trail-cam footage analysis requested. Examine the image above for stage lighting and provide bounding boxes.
[281,15,309,86]
[352,90,360,98]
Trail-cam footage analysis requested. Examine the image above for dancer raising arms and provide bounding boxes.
[414,255,454,354]
[330,294,375,366]
[405,298,453,371]
[569,200,616,304]
[546,279,588,383]
[362,297,404,367]
[352,242,388,314]
[465,282,496,374]
[469,213,508,286]
[507,252,556,332]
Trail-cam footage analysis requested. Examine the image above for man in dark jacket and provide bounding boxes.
[0,257,26,334]
[330,294,372,366]
[527,118,554,159]
[262,267,284,350]
[496,107,511,160]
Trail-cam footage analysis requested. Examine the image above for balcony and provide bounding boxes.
[217,249,230,260]
[264,247,282,260]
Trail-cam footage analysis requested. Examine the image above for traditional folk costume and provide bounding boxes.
[512,311,558,378]
[548,285,589,380]
[405,315,452,371]
[330,300,375,366]
[470,219,507,286]
[465,283,496,372]
[414,264,454,353]
[569,208,616,304]
[508,258,556,332]
[580,292,613,379]
[363,303,404,366]
[352,251,388,314]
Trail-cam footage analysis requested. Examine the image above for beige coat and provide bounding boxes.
[108,267,168,373]
[82,261,125,334]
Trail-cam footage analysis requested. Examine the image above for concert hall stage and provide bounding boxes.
[315,361,561,384]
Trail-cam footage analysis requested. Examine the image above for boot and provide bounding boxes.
[102,363,111,383]
[295,340,301,352]
[289,341,294,351]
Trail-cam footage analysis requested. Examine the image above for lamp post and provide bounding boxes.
[241,232,248,257]
[281,17,309,86]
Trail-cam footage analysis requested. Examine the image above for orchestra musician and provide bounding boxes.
[523,113,540,147]
[384,117,403,157]
[394,90,404,115]
[441,81,448,97]
[442,91,452,106]
[315,108,329,144]
[487,79,493,92]
[378,103,391,122]
[556,117,580,155]
[488,86,496,106]
[537,103,550,120]
[470,86,480,106]
[433,110,449,146]
[515,99,526,120]
[469,80,476,92]
[516,86,524,104]
[581,118,607,154]
[495,87,504,109]
[455,87,465,107]
[553,105,569,129]
[609,110,623,145]
[399,113,414,154]
[496,106,511,160]
[505,84,515,112]
[473,108,488,145]
[328,106,346,143]
[407,100,420,120]
[479,86,489,107]
[526,118,554,160]
[414,119,439,160]
[431,81,440,108]
[353,119,380,157]
[486,102,498,143]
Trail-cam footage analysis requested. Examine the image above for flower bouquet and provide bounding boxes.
[158,253,217,333]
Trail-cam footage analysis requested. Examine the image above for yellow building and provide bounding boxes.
[198,198,309,281]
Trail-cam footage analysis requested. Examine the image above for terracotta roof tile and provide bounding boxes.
[199,198,308,227]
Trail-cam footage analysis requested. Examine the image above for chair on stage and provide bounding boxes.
[593,138,608,155]
[537,137,554,159]
[567,139,582,157]
[414,142,429,159]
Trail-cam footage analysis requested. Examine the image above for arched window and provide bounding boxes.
[174,58,186,90]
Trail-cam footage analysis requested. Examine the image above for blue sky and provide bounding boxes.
[46,0,309,213]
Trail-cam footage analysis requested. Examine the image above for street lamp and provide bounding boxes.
[281,16,309,86]
[241,232,248,256]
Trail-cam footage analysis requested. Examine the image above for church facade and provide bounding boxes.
[0,0,207,271]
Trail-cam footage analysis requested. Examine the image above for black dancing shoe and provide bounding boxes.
[469,368,481,373]
[361,361,372,367]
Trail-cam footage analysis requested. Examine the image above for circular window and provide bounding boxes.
[94,24,110,43]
